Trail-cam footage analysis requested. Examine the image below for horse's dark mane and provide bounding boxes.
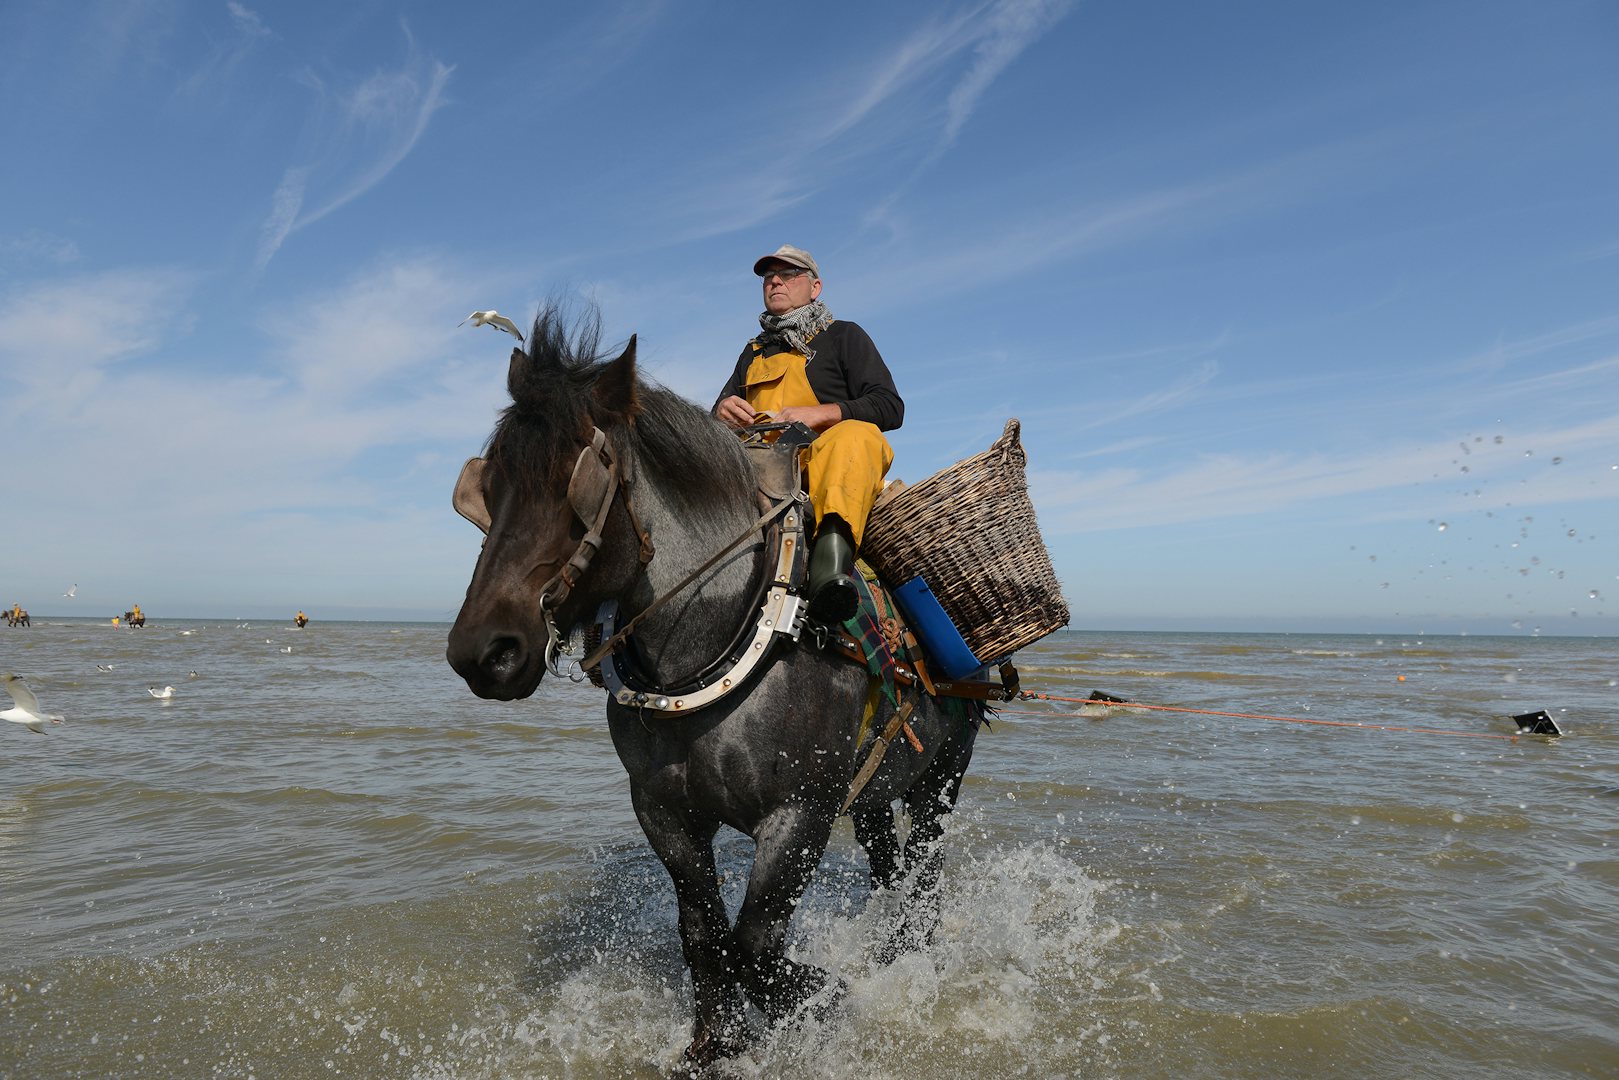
[487,304,754,510]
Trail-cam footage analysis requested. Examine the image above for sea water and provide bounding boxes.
[2,619,1615,1078]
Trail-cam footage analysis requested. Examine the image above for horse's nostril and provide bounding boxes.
[481,636,524,676]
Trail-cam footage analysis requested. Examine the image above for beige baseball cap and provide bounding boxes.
[752,244,819,278]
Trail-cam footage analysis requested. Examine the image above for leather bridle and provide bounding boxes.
[454,426,655,673]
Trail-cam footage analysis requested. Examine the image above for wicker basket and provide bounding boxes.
[862,418,1069,663]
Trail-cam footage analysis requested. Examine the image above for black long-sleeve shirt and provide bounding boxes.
[713,320,904,431]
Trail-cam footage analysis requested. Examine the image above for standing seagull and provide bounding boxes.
[457,310,525,342]
[3,675,65,734]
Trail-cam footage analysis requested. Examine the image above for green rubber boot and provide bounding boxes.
[806,518,859,625]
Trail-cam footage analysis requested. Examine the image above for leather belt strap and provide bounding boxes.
[840,698,915,814]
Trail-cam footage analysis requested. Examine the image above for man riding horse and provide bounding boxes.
[448,298,983,1065]
[712,245,901,626]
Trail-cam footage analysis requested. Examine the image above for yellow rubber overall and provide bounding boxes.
[742,344,893,546]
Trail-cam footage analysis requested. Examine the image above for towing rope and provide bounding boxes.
[1010,692,1533,742]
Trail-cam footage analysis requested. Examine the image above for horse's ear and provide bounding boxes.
[506,346,527,396]
[592,334,640,422]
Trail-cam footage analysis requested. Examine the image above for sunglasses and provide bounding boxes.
[759,266,813,282]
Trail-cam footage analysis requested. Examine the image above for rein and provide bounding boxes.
[579,494,797,672]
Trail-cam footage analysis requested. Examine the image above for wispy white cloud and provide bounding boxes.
[647,1,1074,245]
[819,9,982,143]
[1033,411,1619,535]
[1098,359,1222,428]
[174,0,275,100]
[1457,315,1619,375]
[0,230,83,272]
[255,28,453,267]
[4,253,516,568]
[0,267,194,394]
[942,0,1071,144]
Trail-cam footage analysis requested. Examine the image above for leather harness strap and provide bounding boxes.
[840,697,916,814]
[828,631,1018,703]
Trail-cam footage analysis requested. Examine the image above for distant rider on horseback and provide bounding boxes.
[712,244,902,625]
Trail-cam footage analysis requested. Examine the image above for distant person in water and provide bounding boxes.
[711,244,902,625]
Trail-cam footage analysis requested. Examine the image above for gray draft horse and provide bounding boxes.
[446,308,980,1065]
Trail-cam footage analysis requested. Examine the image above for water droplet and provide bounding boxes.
[1460,465,1470,473]
[1368,555,1377,562]
[1568,529,1577,538]
[1494,435,1504,444]
[1589,590,1600,600]
[1379,582,1390,589]
[1551,456,1563,465]
[1524,450,1534,457]
[1436,522,1448,532]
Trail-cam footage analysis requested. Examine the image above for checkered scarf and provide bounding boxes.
[756,298,833,362]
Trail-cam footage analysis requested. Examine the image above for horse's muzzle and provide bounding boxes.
[446,622,545,700]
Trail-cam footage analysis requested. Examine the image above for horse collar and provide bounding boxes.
[582,497,810,716]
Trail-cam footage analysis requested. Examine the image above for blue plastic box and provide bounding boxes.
[891,576,982,680]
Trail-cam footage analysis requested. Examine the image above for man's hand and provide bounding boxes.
[714,397,844,433]
[715,395,757,430]
[774,403,844,432]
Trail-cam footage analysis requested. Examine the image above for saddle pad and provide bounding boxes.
[841,564,902,709]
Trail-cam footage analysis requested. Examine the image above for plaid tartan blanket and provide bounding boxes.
[841,565,899,709]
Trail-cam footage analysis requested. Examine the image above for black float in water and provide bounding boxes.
[1511,709,1562,736]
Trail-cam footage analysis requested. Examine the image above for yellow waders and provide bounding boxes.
[742,346,893,546]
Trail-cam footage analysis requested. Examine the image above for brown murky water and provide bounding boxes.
[3,620,1615,1078]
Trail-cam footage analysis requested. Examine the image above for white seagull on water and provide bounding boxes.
[458,310,525,342]
[3,675,65,733]
[148,685,176,699]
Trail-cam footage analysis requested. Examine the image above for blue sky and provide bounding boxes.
[2,1,1616,634]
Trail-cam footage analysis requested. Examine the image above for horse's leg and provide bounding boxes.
[732,804,843,1024]
[850,800,902,890]
[629,790,746,1065]
[877,734,975,964]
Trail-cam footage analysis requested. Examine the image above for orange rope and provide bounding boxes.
[1011,693,1526,742]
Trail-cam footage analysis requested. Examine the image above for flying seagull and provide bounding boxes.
[3,675,65,734]
[458,310,525,342]
[63,584,77,598]
[148,685,175,699]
